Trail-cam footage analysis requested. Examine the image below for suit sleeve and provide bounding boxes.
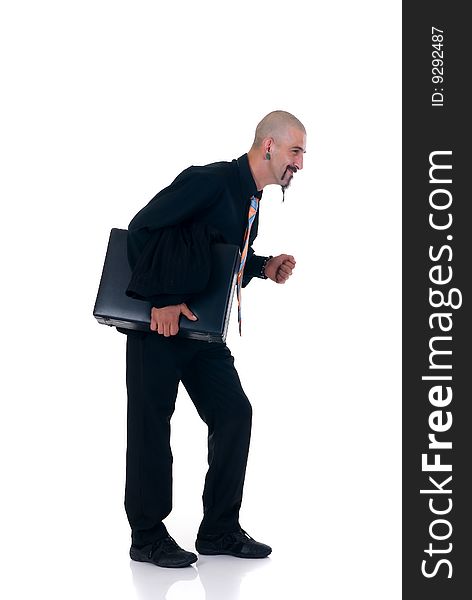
[127,168,222,270]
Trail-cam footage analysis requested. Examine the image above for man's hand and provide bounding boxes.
[264,254,296,284]
[150,303,197,336]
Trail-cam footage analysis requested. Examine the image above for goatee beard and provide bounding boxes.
[281,166,297,200]
[281,166,297,202]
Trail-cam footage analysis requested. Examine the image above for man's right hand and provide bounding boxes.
[150,303,197,337]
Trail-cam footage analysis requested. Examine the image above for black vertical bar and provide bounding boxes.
[403,2,471,598]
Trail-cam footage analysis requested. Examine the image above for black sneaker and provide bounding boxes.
[195,528,272,558]
[130,535,198,568]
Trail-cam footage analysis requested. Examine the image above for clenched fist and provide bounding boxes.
[264,254,296,284]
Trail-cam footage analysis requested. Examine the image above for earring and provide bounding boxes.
[265,152,271,160]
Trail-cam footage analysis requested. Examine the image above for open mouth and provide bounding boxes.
[282,165,298,181]
[282,165,298,185]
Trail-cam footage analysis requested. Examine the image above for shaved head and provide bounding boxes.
[252,110,306,148]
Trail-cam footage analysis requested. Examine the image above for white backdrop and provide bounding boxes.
[0,1,401,599]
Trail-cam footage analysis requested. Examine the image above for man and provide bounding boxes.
[124,110,306,568]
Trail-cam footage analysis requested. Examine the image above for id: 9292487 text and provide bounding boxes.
[431,26,445,107]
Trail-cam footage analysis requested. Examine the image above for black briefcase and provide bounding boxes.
[93,228,240,343]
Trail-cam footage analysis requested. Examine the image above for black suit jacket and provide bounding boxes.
[126,153,269,307]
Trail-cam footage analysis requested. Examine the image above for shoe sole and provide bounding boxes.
[130,548,197,568]
[196,548,271,559]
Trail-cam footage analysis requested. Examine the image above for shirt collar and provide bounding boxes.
[236,153,263,200]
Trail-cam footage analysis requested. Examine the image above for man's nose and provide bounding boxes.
[294,154,303,171]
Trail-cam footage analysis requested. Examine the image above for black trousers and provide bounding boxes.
[124,332,252,547]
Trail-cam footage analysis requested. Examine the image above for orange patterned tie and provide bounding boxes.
[236,195,259,335]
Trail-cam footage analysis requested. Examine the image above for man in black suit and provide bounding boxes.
[125,110,306,567]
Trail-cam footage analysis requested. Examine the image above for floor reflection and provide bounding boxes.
[197,555,271,600]
[130,554,271,600]
[130,560,198,600]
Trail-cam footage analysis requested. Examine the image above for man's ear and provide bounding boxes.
[263,137,274,155]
